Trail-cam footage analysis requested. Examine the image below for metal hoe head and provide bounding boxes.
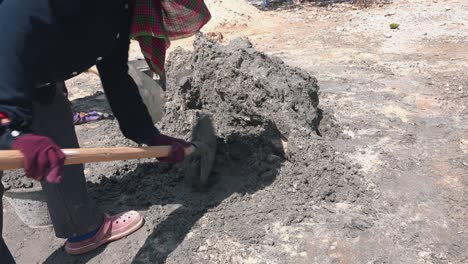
[185,113,217,189]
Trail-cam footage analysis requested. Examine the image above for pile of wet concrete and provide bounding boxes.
[108,35,367,261]
[123,35,369,262]
[156,34,366,202]
[160,35,334,190]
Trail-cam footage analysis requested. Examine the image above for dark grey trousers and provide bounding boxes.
[0,83,103,262]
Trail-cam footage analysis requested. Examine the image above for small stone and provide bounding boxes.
[23,181,33,188]
[418,251,431,258]
[2,182,11,191]
[197,245,208,252]
[384,33,392,38]
[1,176,10,182]
[206,239,214,247]
[292,180,300,190]
[337,158,346,165]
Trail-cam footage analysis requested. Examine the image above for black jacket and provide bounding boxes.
[0,0,158,145]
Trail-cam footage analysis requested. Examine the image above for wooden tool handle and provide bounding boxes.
[0,146,173,171]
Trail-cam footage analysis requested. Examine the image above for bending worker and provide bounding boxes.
[0,0,210,261]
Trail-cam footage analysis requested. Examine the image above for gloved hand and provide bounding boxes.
[12,134,65,183]
[148,134,192,163]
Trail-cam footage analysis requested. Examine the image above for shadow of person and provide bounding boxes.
[44,119,284,264]
[130,120,285,263]
[43,245,107,264]
[70,92,112,114]
[257,0,294,11]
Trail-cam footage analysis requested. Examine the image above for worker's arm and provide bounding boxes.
[96,3,160,144]
[0,0,36,134]
[97,34,191,162]
[96,4,192,163]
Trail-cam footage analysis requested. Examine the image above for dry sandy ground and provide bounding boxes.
[3,0,467,263]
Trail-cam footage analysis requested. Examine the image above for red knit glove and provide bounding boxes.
[148,134,192,163]
[12,134,65,183]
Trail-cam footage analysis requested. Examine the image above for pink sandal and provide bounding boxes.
[64,210,144,255]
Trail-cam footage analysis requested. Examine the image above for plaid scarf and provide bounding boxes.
[130,0,211,75]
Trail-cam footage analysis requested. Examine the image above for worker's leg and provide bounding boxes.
[0,172,16,264]
[33,82,103,238]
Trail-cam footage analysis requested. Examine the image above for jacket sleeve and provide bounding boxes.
[96,2,159,144]
[0,0,39,131]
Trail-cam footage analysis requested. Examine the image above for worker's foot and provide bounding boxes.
[64,211,144,255]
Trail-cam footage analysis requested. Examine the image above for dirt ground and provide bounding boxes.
[3,0,467,263]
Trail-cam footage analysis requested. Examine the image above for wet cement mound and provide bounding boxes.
[83,36,369,262]
[164,36,321,138]
[161,35,364,202]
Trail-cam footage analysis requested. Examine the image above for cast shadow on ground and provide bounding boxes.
[314,108,324,137]
[43,245,107,264]
[44,121,285,264]
[131,124,285,263]
[255,0,364,11]
[256,1,295,11]
[70,92,112,114]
